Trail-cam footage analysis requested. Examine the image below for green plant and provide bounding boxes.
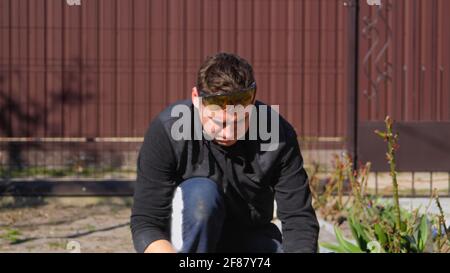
[86,224,97,232]
[48,240,67,249]
[321,116,450,253]
[310,153,372,222]
[434,190,450,252]
[321,225,364,253]
[321,198,438,253]
[0,228,22,244]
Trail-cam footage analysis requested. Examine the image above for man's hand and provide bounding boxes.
[144,239,177,253]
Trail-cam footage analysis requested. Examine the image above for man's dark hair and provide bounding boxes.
[196,52,255,94]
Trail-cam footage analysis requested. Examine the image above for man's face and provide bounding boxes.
[192,87,254,147]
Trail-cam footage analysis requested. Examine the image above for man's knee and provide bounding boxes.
[179,177,225,223]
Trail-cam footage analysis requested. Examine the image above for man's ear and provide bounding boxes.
[252,90,257,104]
[192,87,200,108]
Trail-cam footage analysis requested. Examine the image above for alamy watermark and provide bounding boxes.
[170,99,280,152]
[66,0,81,6]
[66,240,81,253]
[367,0,381,6]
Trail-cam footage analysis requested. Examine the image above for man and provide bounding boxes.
[130,52,319,253]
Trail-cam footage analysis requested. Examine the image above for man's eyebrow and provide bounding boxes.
[207,113,248,126]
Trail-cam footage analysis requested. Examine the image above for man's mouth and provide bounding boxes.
[214,139,237,146]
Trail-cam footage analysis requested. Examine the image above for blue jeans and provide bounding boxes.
[171,177,283,253]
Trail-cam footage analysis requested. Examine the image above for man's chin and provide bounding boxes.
[214,139,238,147]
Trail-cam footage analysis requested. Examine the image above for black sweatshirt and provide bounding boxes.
[130,99,319,253]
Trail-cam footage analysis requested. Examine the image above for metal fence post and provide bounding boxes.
[345,0,359,169]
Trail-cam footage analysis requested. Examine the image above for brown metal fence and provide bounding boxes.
[0,0,449,196]
[358,0,450,122]
[355,0,450,196]
[0,0,350,138]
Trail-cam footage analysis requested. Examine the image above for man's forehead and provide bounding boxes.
[202,105,251,119]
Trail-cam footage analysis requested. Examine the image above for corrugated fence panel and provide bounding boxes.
[10,0,21,137]
[82,0,100,137]
[149,0,168,119]
[0,0,9,136]
[358,0,450,122]
[0,0,349,142]
[118,0,131,137]
[47,0,63,137]
[337,0,348,138]
[133,0,149,138]
[98,0,115,137]
[437,0,450,121]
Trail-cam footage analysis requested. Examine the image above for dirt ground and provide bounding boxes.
[2,196,446,253]
[0,196,338,253]
[0,197,135,253]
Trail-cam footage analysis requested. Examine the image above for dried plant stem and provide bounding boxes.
[375,116,401,230]
[434,190,449,241]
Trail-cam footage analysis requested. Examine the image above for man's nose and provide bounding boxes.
[220,125,236,140]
